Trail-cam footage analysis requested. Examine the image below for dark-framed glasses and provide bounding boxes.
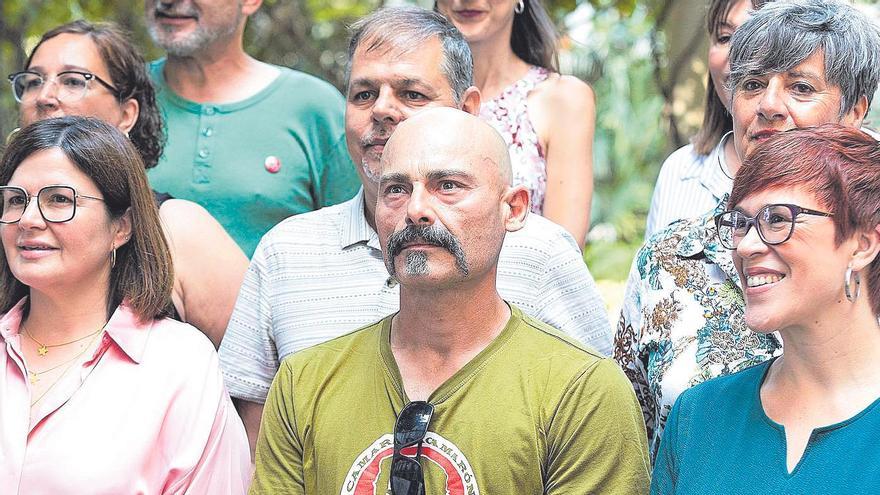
[390,401,434,495]
[0,185,105,224]
[7,70,119,103]
[714,203,833,250]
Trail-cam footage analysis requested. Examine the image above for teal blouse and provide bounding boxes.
[652,359,880,494]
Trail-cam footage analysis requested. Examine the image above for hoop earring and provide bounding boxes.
[845,266,861,303]
[515,0,525,14]
[110,245,117,269]
[5,127,20,145]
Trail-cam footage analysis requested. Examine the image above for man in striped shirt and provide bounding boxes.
[218,6,611,458]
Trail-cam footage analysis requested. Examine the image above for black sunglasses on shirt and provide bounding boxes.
[390,401,434,495]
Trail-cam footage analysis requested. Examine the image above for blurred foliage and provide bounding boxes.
[567,4,668,280]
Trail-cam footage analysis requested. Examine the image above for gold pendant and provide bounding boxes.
[29,372,38,384]
[37,345,48,356]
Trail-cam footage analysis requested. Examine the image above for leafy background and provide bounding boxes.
[1,0,878,313]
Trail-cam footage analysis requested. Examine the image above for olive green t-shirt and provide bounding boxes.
[251,305,650,495]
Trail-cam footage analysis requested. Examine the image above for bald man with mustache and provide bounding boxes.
[250,109,650,495]
[219,7,612,460]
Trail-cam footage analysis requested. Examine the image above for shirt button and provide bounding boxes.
[385,277,398,288]
[202,127,213,137]
[204,107,216,116]
[198,149,209,159]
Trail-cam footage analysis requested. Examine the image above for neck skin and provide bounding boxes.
[161,26,277,103]
[362,184,378,231]
[723,134,743,177]
[468,26,531,100]
[392,272,510,362]
[767,300,880,397]
[23,280,111,344]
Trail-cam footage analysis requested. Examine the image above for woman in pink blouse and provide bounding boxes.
[0,116,250,493]
[435,0,595,247]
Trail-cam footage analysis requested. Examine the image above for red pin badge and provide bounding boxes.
[264,156,281,173]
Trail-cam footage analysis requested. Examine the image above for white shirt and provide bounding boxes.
[645,135,732,239]
[218,188,612,403]
[645,127,880,240]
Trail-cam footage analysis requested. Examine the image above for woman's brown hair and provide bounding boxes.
[0,116,174,320]
[729,124,880,315]
[26,20,165,169]
[693,0,771,155]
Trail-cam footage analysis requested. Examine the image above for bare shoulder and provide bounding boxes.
[159,199,222,231]
[158,199,242,259]
[532,73,596,115]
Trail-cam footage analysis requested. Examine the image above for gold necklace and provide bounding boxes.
[22,323,105,357]
[29,329,104,407]
[28,357,77,384]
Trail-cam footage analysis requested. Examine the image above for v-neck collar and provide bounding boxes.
[753,357,880,476]
[378,305,522,406]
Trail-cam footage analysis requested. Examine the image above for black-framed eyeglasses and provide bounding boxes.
[7,70,119,103]
[390,401,434,495]
[714,203,833,250]
[0,185,105,224]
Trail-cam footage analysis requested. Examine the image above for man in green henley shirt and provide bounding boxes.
[144,0,360,255]
[250,108,651,494]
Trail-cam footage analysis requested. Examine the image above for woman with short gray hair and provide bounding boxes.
[727,0,880,160]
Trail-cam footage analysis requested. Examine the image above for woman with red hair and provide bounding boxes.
[652,124,880,492]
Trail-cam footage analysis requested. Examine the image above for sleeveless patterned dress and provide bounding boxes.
[479,65,551,214]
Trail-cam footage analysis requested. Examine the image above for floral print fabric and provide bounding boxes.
[614,199,782,460]
[479,66,550,214]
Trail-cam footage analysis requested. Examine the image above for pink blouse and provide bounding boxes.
[0,298,251,494]
[479,65,551,214]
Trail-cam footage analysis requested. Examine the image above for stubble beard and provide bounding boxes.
[404,251,429,276]
[148,8,243,57]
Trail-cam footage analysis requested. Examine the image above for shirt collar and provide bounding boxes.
[102,303,152,364]
[675,196,727,257]
[0,298,27,341]
[0,298,150,364]
[675,196,741,284]
[339,187,382,250]
[695,132,735,204]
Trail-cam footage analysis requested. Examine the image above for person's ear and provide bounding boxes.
[241,0,263,16]
[460,86,481,116]
[502,185,530,232]
[843,94,869,128]
[849,224,880,272]
[113,208,133,250]
[118,98,139,136]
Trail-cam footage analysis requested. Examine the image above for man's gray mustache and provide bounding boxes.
[384,225,469,276]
